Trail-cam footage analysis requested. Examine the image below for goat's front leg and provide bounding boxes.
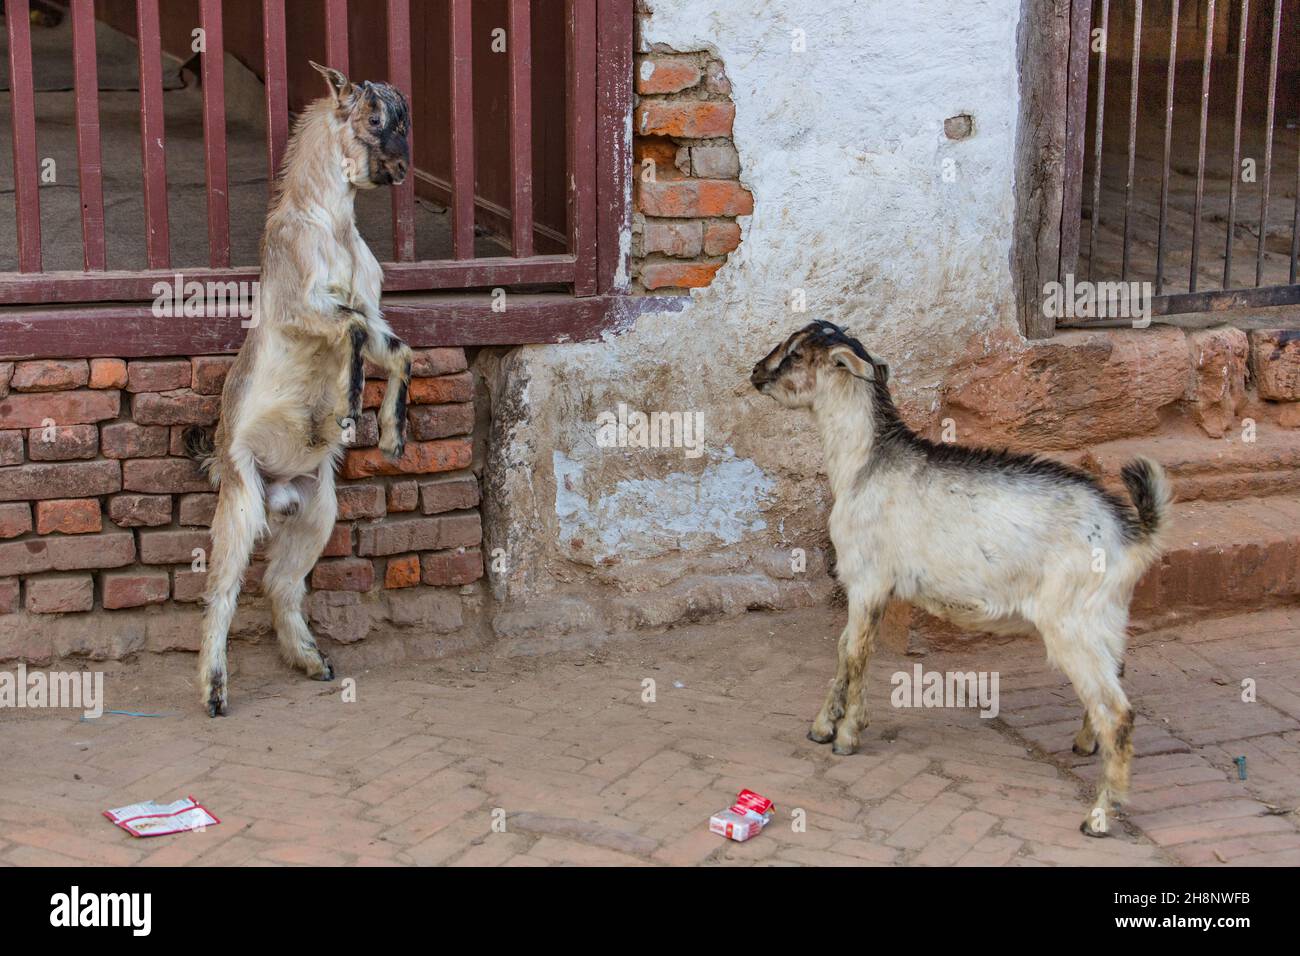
[831,600,886,756]
[355,315,413,460]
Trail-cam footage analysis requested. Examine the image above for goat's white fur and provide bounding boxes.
[753,322,1172,836]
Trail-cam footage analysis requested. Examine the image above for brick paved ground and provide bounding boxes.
[0,605,1296,866]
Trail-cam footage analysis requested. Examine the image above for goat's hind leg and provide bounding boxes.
[200,455,266,716]
[809,622,853,744]
[262,467,338,681]
[1045,620,1134,836]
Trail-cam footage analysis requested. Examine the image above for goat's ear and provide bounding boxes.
[828,344,874,381]
[310,60,350,103]
[871,358,890,385]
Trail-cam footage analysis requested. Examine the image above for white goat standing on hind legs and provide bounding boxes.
[183,62,413,717]
[751,320,1172,836]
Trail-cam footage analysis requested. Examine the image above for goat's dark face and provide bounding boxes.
[311,61,410,189]
[750,321,887,410]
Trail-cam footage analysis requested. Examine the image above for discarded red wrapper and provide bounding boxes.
[709,789,776,842]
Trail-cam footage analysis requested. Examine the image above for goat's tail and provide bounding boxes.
[181,425,220,486]
[1120,456,1172,555]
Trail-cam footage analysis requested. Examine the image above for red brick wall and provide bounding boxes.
[0,350,483,660]
[632,46,751,292]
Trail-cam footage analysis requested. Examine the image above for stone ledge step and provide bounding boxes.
[1058,424,1300,504]
[1132,496,1300,628]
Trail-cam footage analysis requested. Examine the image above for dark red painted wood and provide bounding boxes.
[387,0,416,261]
[567,0,597,294]
[448,0,476,260]
[509,0,535,258]
[136,0,171,270]
[262,0,290,183]
[0,256,577,305]
[199,0,231,268]
[596,0,633,294]
[0,294,679,359]
[325,0,350,74]
[70,0,106,271]
[6,0,41,273]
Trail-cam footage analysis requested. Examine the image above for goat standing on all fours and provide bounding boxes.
[183,62,414,717]
[750,320,1172,836]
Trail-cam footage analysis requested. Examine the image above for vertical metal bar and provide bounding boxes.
[509,0,535,258]
[137,0,170,270]
[1223,0,1249,288]
[1156,0,1180,293]
[1059,0,1095,280]
[70,0,106,271]
[1086,0,1111,283]
[448,0,476,260]
[6,0,42,272]
[387,0,415,261]
[1189,0,1216,293]
[567,0,597,295]
[1255,0,1282,286]
[325,0,350,74]
[199,0,230,268]
[263,0,289,185]
[1121,0,1143,282]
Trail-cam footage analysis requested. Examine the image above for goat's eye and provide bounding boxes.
[369,114,382,128]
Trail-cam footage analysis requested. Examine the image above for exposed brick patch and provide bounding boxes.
[191,356,235,395]
[337,484,386,520]
[177,493,217,527]
[419,476,480,515]
[102,569,170,609]
[0,431,22,466]
[386,481,419,513]
[0,503,32,540]
[0,346,481,656]
[311,557,375,593]
[101,423,169,459]
[26,424,98,462]
[108,494,172,528]
[631,47,748,293]
[384,553,421,589]
[10,360,89,393]
[356,512,482,557]
[0,577,18,614]
[408,403,474,441]
[342,438,472,479]
[25,574,94,613]
[0,390,120,429]
[35,499,102,535]
[127,360,192,393]
[0,460,121,502]
[421,548,484,586]
[88,358,127,390]
[122,458,210,494]
[131,390,220,426]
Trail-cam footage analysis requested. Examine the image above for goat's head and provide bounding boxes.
[750,320,889,410]
[310,61,410,189]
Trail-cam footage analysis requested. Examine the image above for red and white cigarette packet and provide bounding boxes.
[709,789,776,842]
[103,796,220,838]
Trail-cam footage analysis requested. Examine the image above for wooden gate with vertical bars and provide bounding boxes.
[0,0,635,356]
[1059,0,1299,321]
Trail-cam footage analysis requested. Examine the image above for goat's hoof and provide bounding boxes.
[1080,817,1110,838]
[311,655,335,682]
[380,437,405,461]
[830,739,859,756]
[206,694,227,718]
[1072,739,1099,757]
[807,727,835,744]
